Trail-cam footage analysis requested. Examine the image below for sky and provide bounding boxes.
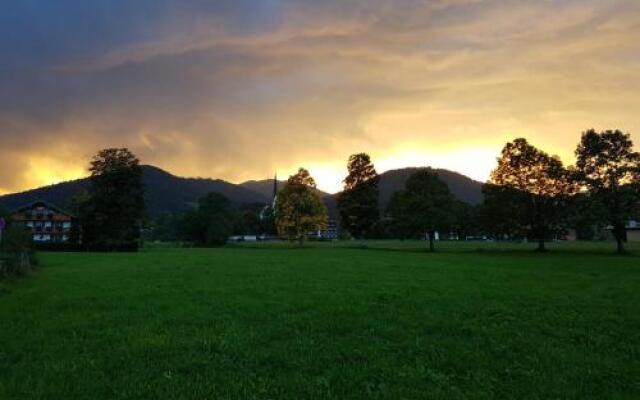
[1,0,639,194]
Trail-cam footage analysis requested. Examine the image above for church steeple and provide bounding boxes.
[272,173,278,208]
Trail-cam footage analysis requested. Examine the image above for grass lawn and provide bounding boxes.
[0,242,639,399]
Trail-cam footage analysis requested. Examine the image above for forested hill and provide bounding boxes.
[0,165,483,218]
[0,166,269,216]
[378,167,484,207]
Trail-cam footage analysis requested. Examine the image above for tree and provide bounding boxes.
[479,184,528,240]
[236,209,261,235]
[0,205,11,245]
[387,169,455,252]
[337,153,380,239]
[69,190,91,246]
[0,205,11,225]
[149,212,183,242]
[80,148,145,251]
[275,168,327,245]
[451,200,479,240]
[182,192,236,247]
[568,193,608,241]
[574,129,640,253]
[490,138,574,251]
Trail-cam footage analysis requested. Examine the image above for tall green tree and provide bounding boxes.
[387,169,455,252]
[80,148,145,251]
[337,153,380,239]
[574,129,640,253]
[150,212,183,242]
[237,209,261,235]
[0,204,12,247]
[490,138,574,251]
[275,168,327,246]
[0,204,11,230]
[479,184,528,240]
[568,193,608,241]
[182,192,236,247]
[451,200,479,240]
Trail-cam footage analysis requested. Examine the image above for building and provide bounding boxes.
[625,220,640,242]
[11,201,74,243]
[310,219,339,240]
[259,173,279,221]
[604,220,640,243]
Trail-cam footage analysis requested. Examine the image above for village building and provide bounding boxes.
[310,219,339,240]
[259,174,279,222]
[601,220,640,243]
[622,220,640,242]
[11,200,74,243]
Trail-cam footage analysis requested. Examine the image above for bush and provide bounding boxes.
[0,226,37,278]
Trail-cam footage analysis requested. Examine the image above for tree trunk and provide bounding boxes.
[614,223,626,254]
[428,231,435,253]
[298,235,304,247]
[536,226,546,252]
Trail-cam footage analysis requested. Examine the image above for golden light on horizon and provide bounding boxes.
[29,158,86,189]
[1,1,639,196]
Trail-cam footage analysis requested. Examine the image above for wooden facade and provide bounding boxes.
[12,201,74,243]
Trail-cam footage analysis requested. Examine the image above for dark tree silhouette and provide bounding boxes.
[80,148,145,251]
[568,192,608,241]
[479,184,528,240]
[338,153,380,239]
[388,169,455,252]
[490,138,574,251]
[237,209,262,236]
[0,204,11,227]
[574,129,640,253]
[275,168,327,246]
[451,200,479,240]
[182,192,236,246]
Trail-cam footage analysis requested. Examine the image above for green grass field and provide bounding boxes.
[1,242,639,399]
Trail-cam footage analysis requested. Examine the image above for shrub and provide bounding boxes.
[0,226,37,278]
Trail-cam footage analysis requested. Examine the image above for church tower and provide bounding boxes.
[260,172,279,222]
[271,173,278,208]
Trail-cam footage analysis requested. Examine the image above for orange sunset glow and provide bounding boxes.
[1,1,639,194]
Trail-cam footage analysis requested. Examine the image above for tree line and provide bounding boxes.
[150,128,639,253]
[22,128,637,253]
[335,129,640,253]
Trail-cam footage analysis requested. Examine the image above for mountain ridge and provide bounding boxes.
[0,165,484,217]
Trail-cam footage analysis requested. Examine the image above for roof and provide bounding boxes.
[11,199,75,218]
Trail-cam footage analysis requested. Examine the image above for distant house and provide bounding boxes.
[310,219,339,240]
[625,220,640,242]
[605,220,640,243]
[11,201,74,243]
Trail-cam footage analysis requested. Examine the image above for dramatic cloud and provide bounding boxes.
[1,0,639,193]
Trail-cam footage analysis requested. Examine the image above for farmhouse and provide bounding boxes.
[11,200,74,243]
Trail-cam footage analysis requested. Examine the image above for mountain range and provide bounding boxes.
[0,165,484,218]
